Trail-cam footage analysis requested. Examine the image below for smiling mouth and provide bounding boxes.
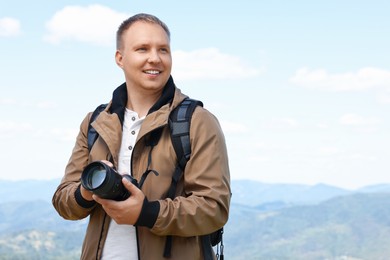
[144,70,161,75]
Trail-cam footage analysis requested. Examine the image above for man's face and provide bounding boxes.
[116,21,172,94]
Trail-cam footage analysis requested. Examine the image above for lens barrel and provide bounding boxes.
[81,161,137,201]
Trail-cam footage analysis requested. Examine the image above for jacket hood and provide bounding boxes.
[109,76,176,125]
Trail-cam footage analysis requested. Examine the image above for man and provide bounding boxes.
[52,13,231,260]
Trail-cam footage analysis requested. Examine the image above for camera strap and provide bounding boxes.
[138,145,160,189]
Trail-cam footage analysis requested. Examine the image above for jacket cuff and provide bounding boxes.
[135,198,160,228]
[75,185,96,208]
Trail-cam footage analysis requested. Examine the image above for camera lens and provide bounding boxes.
[81,161,134,201]
[89,165,106,189]
[82,162,108,191]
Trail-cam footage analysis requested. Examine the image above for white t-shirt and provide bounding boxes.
[101,108,144,260]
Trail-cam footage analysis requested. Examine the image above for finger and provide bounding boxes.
[92,194,111,205]
[122,177,139,194]
[100,160,113,168]
[92,194,101,203]
[80,185,94,201]
[93,195,118,210]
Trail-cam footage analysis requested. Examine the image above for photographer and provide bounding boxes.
[52,13,231,260]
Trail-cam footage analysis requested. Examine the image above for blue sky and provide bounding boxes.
[1,1,389,189]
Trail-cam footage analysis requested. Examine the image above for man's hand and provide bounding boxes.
[80,185,94,201]
[93,177,145,225]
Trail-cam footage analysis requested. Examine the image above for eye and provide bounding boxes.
[136,47,147,52]
[160,47,169,54]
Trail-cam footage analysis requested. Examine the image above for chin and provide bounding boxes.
[143,82,166,92]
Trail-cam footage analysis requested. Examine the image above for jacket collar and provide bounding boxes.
[109,76,176,125]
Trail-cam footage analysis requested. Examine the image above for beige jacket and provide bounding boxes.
[52,79,231,260]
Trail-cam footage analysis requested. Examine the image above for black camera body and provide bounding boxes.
[81,161,138,201]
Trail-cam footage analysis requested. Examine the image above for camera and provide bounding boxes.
[81,161,138,201]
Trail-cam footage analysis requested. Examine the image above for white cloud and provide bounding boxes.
[264,118,299,130]
[36,101,57,109]
[0,17,21,37]
[290,67,390,91]
[50,128,78,142]
[172,48,263,80]
[0,120,78,143]
[0,121,33,138]
[344,153,378,162]
[377,89,390,104]
[254,141,292,151]
[248,155,271,163]
[318,146,340,156]
[378,95,390,104]
[0,98,16,105]
[0,98,57,110]
[43,5,129,45]
[220,120,248,134]
[316,122,329,129]
[339,113,382,126]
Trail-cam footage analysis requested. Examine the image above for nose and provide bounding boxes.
[148,49,161,63]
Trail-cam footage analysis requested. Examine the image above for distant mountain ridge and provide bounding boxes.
[2,193,390,259]
[2,178,390,206]
[226,192,390,259]
[0,179,60,204]
[2,179,390,259]
[232,180,351,206]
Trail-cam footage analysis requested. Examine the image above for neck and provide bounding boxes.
[126,88,162,117]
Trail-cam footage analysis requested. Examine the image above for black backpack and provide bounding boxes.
[87,98,224,260]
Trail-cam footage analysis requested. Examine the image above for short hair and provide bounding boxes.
[116,13,171,50]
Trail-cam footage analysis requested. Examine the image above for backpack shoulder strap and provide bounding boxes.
[166,98,203,199]
[163,98,202,258]
[87,103,108,151]
[166,98,225,260]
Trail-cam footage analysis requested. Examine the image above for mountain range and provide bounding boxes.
[3,178,390,205]
[1,179,390,259]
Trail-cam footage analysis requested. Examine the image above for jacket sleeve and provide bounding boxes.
[146,107,231,237]
[52,113,97,220]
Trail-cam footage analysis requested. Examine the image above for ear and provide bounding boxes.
[115,50,124,69]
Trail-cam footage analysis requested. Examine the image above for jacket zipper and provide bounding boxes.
[96,212,107,260]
